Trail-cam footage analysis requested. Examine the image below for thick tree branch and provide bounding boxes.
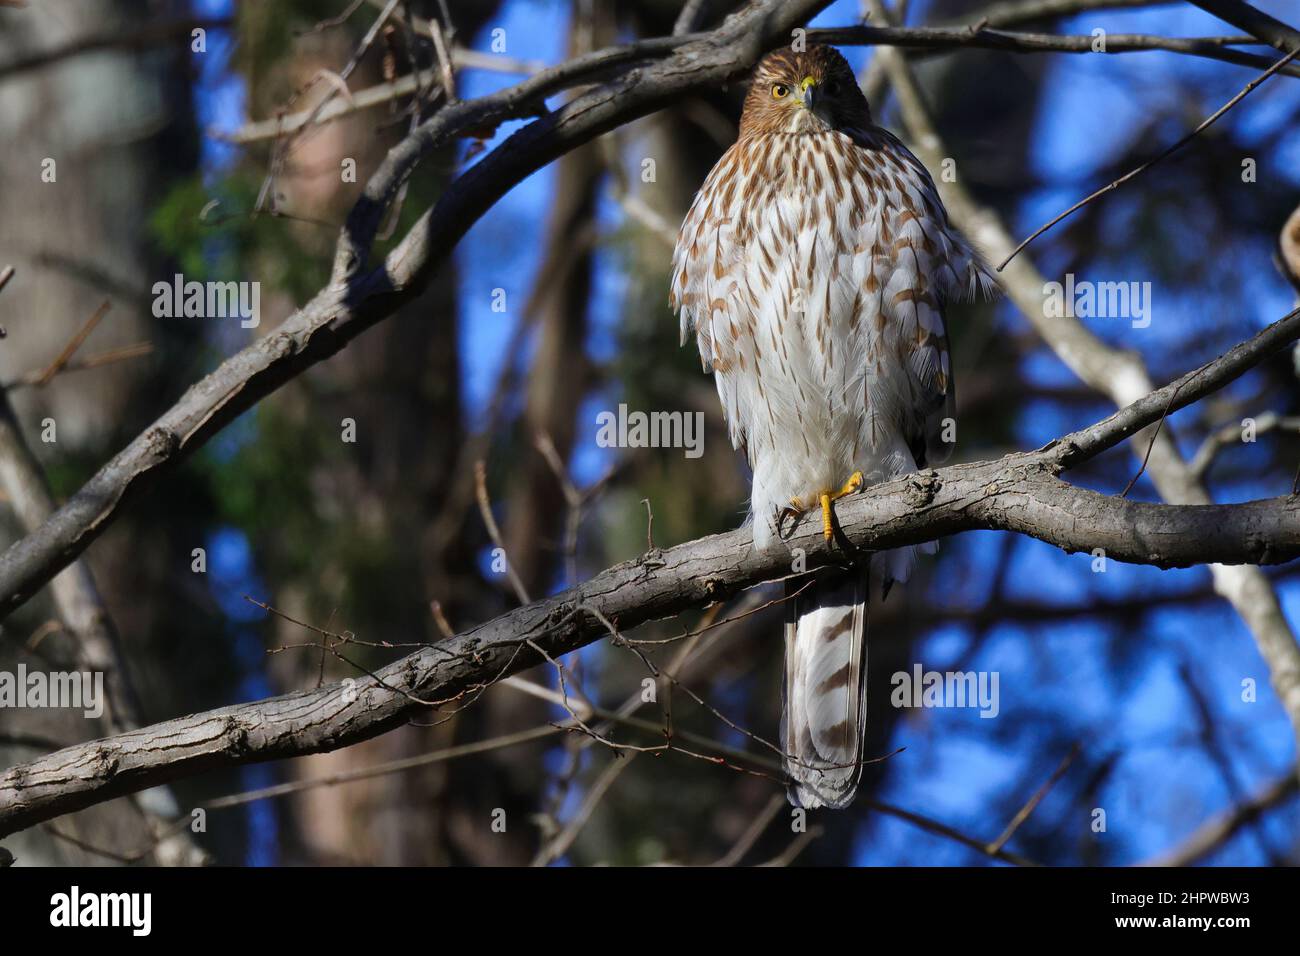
[0,0,834,617]
[225,25,1297,148]
[1190,0,1300,54]
[1,312,1298,838]
[4,0,1293,617]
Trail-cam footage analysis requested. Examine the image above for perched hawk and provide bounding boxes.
[670,45,995,808]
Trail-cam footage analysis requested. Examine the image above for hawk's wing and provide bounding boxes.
[670,142,754,458]
[844,126,997,468]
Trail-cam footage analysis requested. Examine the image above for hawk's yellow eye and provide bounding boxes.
[771,83,790,99]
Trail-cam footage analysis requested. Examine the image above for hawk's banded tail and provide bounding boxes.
[781,571,868,809]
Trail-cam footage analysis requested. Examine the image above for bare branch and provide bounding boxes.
[1190,0,1300,55]
[1,309,1298,838]
[998,46,1299,269]
[0,0,836,619]
[0,18,233,82]
[1141,773,1299,866]
[820,24,1299,76]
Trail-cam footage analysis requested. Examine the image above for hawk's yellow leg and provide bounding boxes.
[790,471,864,541]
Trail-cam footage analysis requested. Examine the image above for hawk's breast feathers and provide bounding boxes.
[671,122,994,543]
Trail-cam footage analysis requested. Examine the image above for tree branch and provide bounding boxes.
[2,309,1298,839]
[1190,0,1300,54]
[224,24,1297,148]
[1141,773,1299,866]
[0,0,835,618]
[816,25,1299,77]
[4,0,1292,618]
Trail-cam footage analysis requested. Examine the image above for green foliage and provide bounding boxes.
[150,172,328,302]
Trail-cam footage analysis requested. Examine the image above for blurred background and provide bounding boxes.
[0,0,1298,866]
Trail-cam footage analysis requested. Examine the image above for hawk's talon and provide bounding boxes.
[776,503,804,540]
[780,472,865,542]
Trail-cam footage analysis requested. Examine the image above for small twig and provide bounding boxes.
[0,264,13,339]
[429,600,455,638]
[474,459,531,604]
[254,0,403,215]
[624,581,813,647]
[428,13,457,103]
[524,637,603,744]
[35,300,110,386]
[756,826,824,866]
[642,497,655,551]
[986,742,1081,855]
[1120,382,1182,497]
[711,793,785,867]
[43,812,195,865]
[3,343,153,391]
[532,753,635,866]
[297,0,367,36]
[999,46,1300,270]
[203,724,563,812]
[586,598,899,776]
[1190,411,1300,477]
[535,431,588,587]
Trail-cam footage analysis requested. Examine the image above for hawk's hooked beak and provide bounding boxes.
[798,76,818,112]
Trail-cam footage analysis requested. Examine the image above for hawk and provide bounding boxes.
[670,45,995,808]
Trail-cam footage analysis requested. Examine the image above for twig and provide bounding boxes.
[428,12,457,104]
[5,343,153,391]
[474,459,531,604]
[1141,772,1299,866]
[756,826,824,866]
[711,793,785,866]
[299,0,366,36]
[998,47,1300,270]
[623,581,812,647]
[642,498,655,551]
[34,300,110,386]
[532,753,636,866]
[986,742,1081,855]
[1120,382,1181,497]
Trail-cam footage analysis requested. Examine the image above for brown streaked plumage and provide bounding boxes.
[670,45,997,808]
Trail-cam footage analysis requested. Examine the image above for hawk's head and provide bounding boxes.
[739,44,871,137]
